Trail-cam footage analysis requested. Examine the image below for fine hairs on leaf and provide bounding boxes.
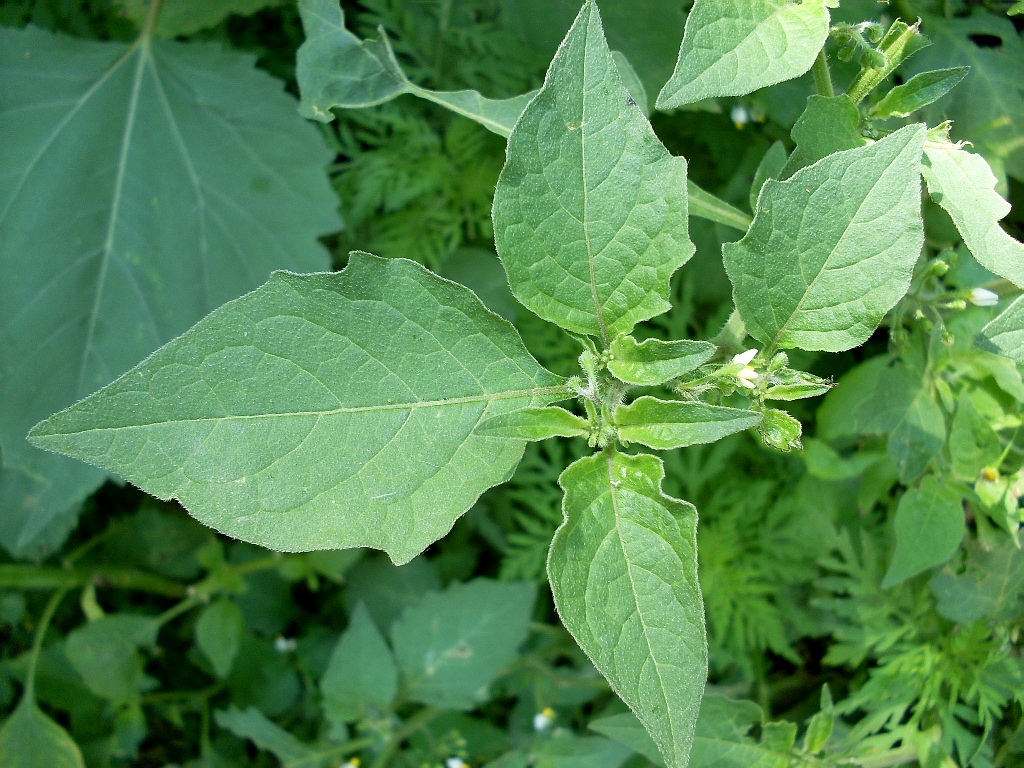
[13,0,1024,766]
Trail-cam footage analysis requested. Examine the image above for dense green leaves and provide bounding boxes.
[390,579,535,710]
[493,0,693,343]
[616,399,762,450]
[30,254,563,564]
[724,125,926,352]
[657,0,831,109]
[882,478,965,588]
[0,24,339,557]
[0,699,84,768]
[549,451,706,768]
[296,0,533,137]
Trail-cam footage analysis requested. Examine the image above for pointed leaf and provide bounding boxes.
[750,141,788,211]
[195,599,244,679]
[493,0,693,343]
[64,615,160,702]
[882,477,965,588]
[296,0,533,137]
[978,296,1024,364]
[688,180,753,232]
[0,25,339,557]
[724,124,926,352]
[30,254,563,564]
[214,706,318,766]
[321,603,398,724]
[549,451,707,768]
[755,408,802,452]
[921,139,1024,288]
[477,407,589,441]
[391,579,536,710]
[616,398,761,450]
[0,698,84,768]
[608,338,716,386]
[657,0,830,109]
[780,95,866,179]
[869,67,970,120]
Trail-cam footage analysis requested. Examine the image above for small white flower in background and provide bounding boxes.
[273,636,297,653]
[968,287,999,307]
[533,707,556,731]
[730,104,750,129]
[732,349,760,389]
[445,758,468,768]
[341,759,361,768]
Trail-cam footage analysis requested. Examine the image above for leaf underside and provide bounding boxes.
[493,0,693,343]
[30,254,562,564]
[549,450,707,768]
[0,26,340,557]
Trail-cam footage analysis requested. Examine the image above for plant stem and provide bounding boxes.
[812,50,834,97]
[24,586,71,702]
[845,744,919,768]
[0,564,186,597]
[369,707,443,768]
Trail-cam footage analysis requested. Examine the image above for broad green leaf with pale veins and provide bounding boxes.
[0,699,84,768]
[493,0,693,344]
[921,139,1024,288]
[657,0,830,109]
[724,125,926,352]
[549,451,707,768]
[29,255,563,564]
[296,0,533,137]
[0,25,340,558]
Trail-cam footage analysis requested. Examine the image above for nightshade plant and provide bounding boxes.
[22,1,1024,766]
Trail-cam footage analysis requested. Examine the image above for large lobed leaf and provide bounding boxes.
[493,0,693,344]
[549,450,707,768]
[657,0,830,109]
[724,124,926,353]
[30,254,564,564]
[0,25,340,557]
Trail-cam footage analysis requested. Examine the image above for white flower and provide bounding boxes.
[731,349,759,389]
[445,758,468,768]
[732,349,758,366]
[273,636,297,653]
[533,707,556,731]
[730,104,750,129]
[969,287,999,307]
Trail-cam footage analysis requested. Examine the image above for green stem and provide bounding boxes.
[370,707,443,768]
[0,564,186,598]
[156,594,204,627]
[812,50,834,97]
[24,586,71,702]
[142,0,164,39]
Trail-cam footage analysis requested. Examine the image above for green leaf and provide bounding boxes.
[724,125,926,352]
[64,615,159,702]
[296,0,533,137]
[589,713,665,766]
[689,695,788,768]
[549,451,707,768]
[320,603,398,724]
[533,734,632,768]
[929,544,1024,622]
[612,51,650,116]
[391,579,536,710]
[608,338,716,386]
[780,95,866,178]
[616,398,762,450]
[882,477,965,588]
[0,25,339,557]
[195,599,244,679]
[921,138,1024,288]
[978,296,1024,364]
[762,369,832,401]
[949,393,1002,482]
[493,0,693,343]
[869,67,970,120]
[755,408,802,452]
[477,407,589,441]
[214,706,320,767]
[0,698,84,768]
[656,0,831,109]
[689,180,754,232]
[30,254,563,565]
[750,141,788,211]
[119,0,284,36]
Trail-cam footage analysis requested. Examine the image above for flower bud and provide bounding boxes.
[968,287,999,307]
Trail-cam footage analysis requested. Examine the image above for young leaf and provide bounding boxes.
[607,337,716,386]
[978,296,1024,364]
[780,95,866,179]
[0,25,340,558]
[549,451,707,768]
[921,139,1024,288]
[869,67,970,120]
[656,0,831,109]
[477,407,590,441]
[195,599,245,679]
[493,0,693,344]
[214,706,318,766]
[30,254,564,565]
[724,124,926,353]
[320,603,398,724]
[882,477,965,588]
[616,398,762,450]
[391,579,536,710]
[756,408,802,452]
[296,0,534,137]
[0,699,84,768]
